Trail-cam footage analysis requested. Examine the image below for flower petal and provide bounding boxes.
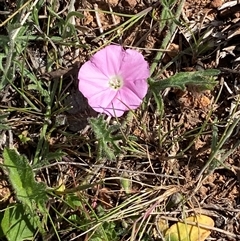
[78,61,109,98]
[120,49,150,82]
[118,87,143,110]
[90,45,124,77]
[89,89,138,117]
[123,78,148,100]
[93,87,144,117]
[88,89,120,115]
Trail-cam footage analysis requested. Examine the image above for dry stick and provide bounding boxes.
[108,2,116,25]
[91,7,153,51]
[135,21,159,47]
[131,187,178,241]
[8,130,13,149]
[94,3,104,35]
[0,11,10,15]
[134,2,161,47]
[0,0,32,27]
[69,187,164,241]
[34,161,184,180]
[68,0,76,26]
[67,0,80,62]
[220,67,240,74]
[107,1,122,42]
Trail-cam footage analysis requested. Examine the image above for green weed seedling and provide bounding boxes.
[1,148,48,240]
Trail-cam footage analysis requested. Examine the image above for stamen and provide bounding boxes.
[108,75,123,90]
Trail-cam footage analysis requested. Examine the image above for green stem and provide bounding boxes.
[150,0,185,76]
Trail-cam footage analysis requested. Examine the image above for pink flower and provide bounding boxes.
[78,45,149,117]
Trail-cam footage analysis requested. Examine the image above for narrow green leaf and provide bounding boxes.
[32,6,40,26]
[66,193,83,209]
[211,120,218,151]
[120,176,132,194]
[0,124,10,130]
[66,11,84,22]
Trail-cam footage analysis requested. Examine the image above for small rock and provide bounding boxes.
[124,0,137,8]
[210,0,223,8]
[109,0,119,7]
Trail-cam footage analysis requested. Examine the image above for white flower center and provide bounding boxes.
[108,75,123,90]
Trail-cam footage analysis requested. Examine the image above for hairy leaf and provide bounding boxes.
[90,116,122,160]
[150,69,220,91]
[3,148,47,215]
[1,204,37,241]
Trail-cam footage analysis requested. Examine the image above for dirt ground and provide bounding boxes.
[71,0,240,240]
